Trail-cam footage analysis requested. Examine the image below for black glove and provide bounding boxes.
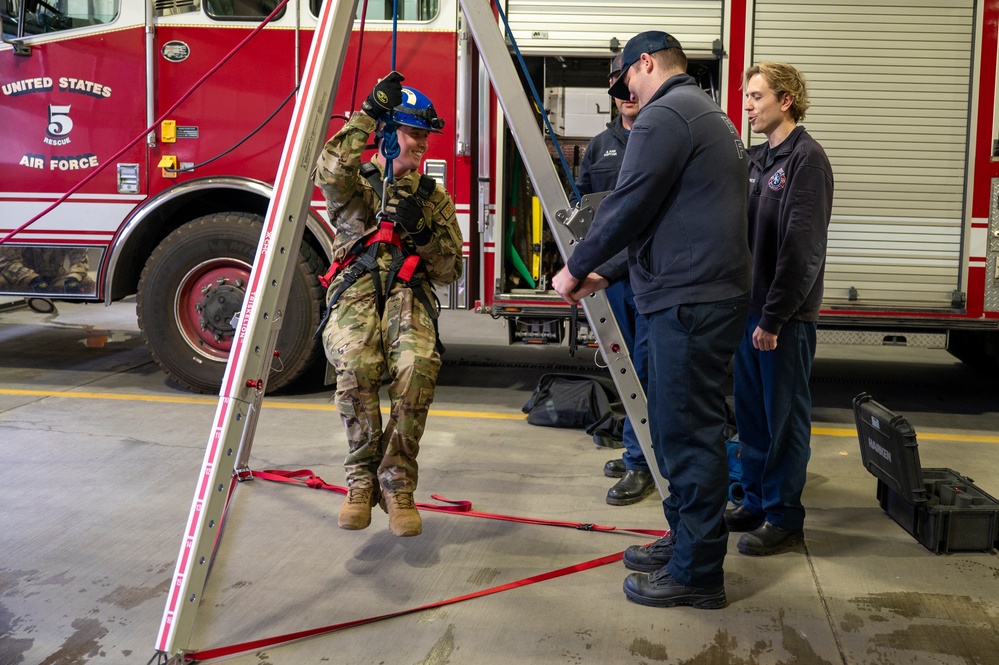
[385,193,432,246]
[361,71,404,119]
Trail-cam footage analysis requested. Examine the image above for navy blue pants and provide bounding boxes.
[605,279,650,471]
[647,293,748,589]
[733,315,816,531]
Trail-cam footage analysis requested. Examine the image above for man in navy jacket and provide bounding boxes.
[725,62,833,555]
[553,31,751,609]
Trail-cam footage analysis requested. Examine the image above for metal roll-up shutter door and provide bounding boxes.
[505,0,723,55]
[752,0,975,311]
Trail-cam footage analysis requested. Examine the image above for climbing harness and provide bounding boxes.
[314,163,444,352]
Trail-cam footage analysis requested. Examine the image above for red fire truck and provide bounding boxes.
[2,0,998,393]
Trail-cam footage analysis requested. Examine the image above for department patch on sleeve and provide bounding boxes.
[768,168,787,191]
[438,200,456,218]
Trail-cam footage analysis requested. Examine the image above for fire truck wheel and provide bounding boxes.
[136,212,325,394]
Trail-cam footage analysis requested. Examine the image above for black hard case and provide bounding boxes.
[853,393,999,554]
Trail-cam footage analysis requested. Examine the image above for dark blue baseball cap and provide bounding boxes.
[607,30,683,100]
[609,53,625,78]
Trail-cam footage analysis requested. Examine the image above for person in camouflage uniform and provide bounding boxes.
[0,247,96,294]
[314,72,462,537]
[21,247,96,293]
[0,247,47,292]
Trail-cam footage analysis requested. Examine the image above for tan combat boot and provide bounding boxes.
[338,486,376,530]
[383,491,422,537]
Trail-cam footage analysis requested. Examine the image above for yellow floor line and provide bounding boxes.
[1,388,996,437]
[0,388,524,420]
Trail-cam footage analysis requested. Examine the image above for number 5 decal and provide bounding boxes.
[47,105,73,137]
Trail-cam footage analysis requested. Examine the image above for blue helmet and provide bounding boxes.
[394,86,445,133]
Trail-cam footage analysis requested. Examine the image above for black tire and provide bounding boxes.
[947,330,999,372]
[136,212,325,394]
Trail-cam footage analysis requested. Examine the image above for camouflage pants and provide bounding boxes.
[322,269,441,494]
[0,248,41,289]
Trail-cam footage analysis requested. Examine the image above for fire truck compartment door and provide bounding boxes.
[504,0,723,56]
[752,0,976,311]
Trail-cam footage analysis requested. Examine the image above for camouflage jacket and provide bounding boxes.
[314,112,463,287]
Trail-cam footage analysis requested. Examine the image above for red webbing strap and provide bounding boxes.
[179,469,667,662]
[249,469,667,537]
[368,220,402,247]
[397,254,422,282]
[184,549,625,663]
[318,257,348,289]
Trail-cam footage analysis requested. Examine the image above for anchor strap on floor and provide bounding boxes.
[183,548,625,662]
[249,468,667,537]
[176,468,667,662]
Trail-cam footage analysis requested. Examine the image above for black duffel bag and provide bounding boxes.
[521,372,625,447]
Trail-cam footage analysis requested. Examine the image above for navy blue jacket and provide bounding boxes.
[567,74,752,314]
[572,115,629,278]
[747,125,833,334]
[574,115,629,197]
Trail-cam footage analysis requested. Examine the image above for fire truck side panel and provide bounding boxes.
[151,25,299,186]
[1,11,147,300]
[971,0,999,224]
[970,0,999,321]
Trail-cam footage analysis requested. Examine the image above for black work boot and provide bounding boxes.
[603,458,626,478]
[724,504,765,532]
[623,531,675,572]
[623,568,727,609]
[606,469,655,506]
[737,522,804,555]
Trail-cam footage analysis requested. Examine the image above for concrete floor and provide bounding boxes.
[1,298,998,665]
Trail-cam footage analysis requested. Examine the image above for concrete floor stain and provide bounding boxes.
[0,603,34,665]
[675,630,747,665]
[466,567,501,586]
[666,610,836,665]
[34,571,76,587]
[839,612,864,633]
[774,609,835,665]
[870,624,999,664]
[97,577,171,610]
[0,568,39,595]
[851,591,999,664]
[852,591,997,624]
[414,622,456,664]
[628,635,671,662]
[37,617,107,665]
